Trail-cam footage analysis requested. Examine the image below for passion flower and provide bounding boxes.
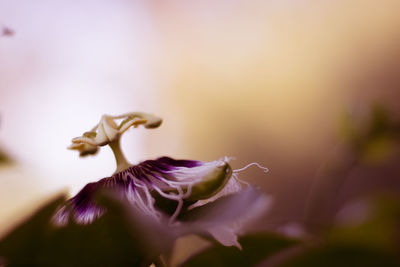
[53,112,269,248]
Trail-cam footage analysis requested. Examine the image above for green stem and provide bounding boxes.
[108,139,131,173]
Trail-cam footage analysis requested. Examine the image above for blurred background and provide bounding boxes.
[1,0,400,248]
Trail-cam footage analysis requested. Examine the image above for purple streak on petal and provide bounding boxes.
[73,182,98,207]
[139,157,202,174]
[156,157,202,168]
[52,180,107,225]
[140,165,167,182]
[142,161,171,173]
[131,166,150,186]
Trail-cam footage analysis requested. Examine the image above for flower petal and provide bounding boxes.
[53,156,234,226]
[179,186,270,224]
[175,186,271,247]
[207,225,242,249]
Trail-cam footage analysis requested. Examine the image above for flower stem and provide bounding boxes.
[108,139,131,173]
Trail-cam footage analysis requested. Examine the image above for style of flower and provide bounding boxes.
[53,112,269,249]
[68,112,161,163]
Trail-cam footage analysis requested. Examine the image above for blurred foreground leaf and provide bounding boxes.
[0,194,66,264]
[180,233,299,267]
[281,195,400,267]
[280,244,400,267]
[0,192,173,266]
[329,196,400,251]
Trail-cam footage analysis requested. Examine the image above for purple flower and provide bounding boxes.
[53,112,270,248]
[53,156,235,225]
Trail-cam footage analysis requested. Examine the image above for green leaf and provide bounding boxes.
[280,244,400,267]
[328,196,400,251]
[180,233,299,267]
[281,195,400,267]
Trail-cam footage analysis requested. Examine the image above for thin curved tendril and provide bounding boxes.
[231,162,268,187]
[233,162,269,173]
